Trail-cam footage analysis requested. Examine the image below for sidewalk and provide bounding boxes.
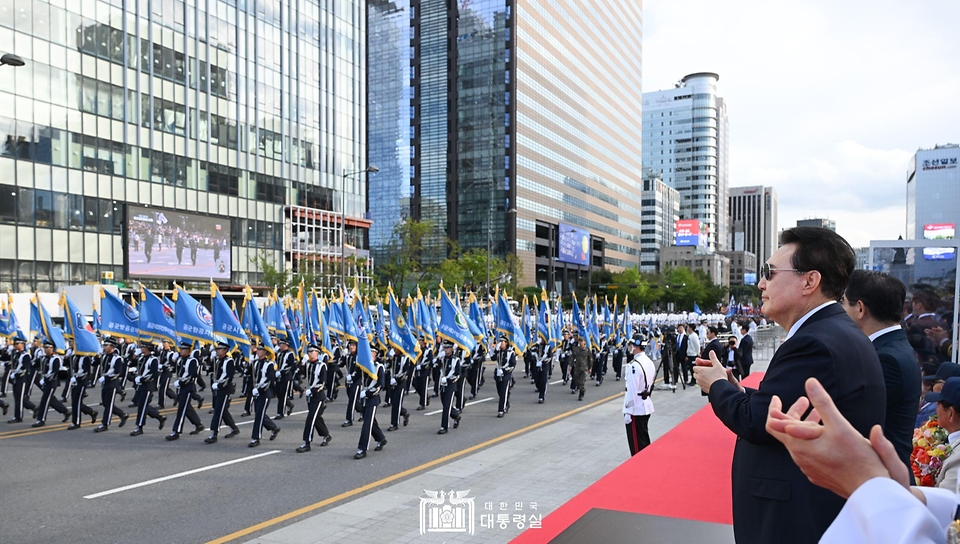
[246,360,763,544]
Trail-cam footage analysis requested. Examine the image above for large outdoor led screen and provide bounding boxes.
[558,223,590,266]
[126,205,231,281]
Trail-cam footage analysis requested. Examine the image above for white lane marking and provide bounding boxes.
[232,410,308,427]
[83,450,281,499]
[549,379,564,385]
[425,397,494,416]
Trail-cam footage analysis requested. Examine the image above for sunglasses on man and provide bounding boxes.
[760,262,803,281]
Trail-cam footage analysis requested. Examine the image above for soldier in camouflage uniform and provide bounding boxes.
[570,332,592,401]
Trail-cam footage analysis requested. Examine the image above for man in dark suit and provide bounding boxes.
[738,323,754,377]
[842,270,922,474]
[674,324,689,387]
[700,326,723,362]
[694,227,886,544]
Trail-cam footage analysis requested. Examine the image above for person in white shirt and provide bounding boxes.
[766,376,960,544]
[622,334,655,455]
[684,327,700,387]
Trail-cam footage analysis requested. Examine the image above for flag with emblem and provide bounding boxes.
[211,282,249,355]
[138,286,176,345]
[32,294,66,353]
[60,292,100,356]
[388,287,418,361]
[495,290,527,355]
[242,287,275,359]
[100,288,139,341]
[173,285,213,345]
[437,287,476,355]
[537,289,551,343]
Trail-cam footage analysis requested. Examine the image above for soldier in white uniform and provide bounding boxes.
[622,334,655,456]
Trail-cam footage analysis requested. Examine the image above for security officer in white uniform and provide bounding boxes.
[622,334,655,456]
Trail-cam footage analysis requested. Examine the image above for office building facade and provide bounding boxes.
[906,143,960,282]
[727,185,777,274]
[660,245,730,287]
[642,72,728,252]
[719,249,757,286]
[796,218,836,231]
[0,0,369,293]
[368,0,645,291]
[639,169,680,273]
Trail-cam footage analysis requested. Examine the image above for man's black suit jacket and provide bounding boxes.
[739,334,754,371]
[708,303,886,544]
[676,333,688,361]
[873,328,921,470]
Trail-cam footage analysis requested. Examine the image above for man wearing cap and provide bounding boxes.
[436,340,462,434]
[205,341,241,444]
[130,342,164,436]
[559,329,573,386]
[623,334,656,455]
[354,347,388,459]
[341,338,361,427]
[274,339,296,420]
[32,341,71,427]
[919,363,960,427]
[249,344,281,447]
[324,334,342,402]
[66,345,98,430]
[156,339,175,409]
[297,344,331,452]
[166,341,205,441]
[570,333,592,401]
[6,338,33,423]
[492,334,516,418]
[413,335,433,410]
[533,336,551,404]
[927,377,960,490]
[94,338,129,432]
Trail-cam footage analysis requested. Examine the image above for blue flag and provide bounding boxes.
[416,293,436,347]
[693,302,702,315]
[318,296,333,357]
[375,298,388,349]
[495,291,526,355]
[537,290,551,343]
[437,287,477,355]
[354,309,378,380]
[622,297,631,340]
[173,285,213,345]
[242,290,275,359]
[468,294,487,339]
[388,288,418,361]
[572,294,589,342]
[32,294,66,353]
[100,288,139,341]
[211,282,249,349]
[328,294,345,337]
[139,286,176,345]
[602,300,612,341]
[60,292,100,356]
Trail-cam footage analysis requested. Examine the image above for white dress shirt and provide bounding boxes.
[869,325,903,342]
[785,301,837,341]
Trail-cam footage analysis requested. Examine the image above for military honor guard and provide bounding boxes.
[94,338,129,432]
[273,339,296,419]
[130,342,165,436]
[571,333,591,401]
[492,334,516,418]
[249,345,280,447]
[354,349,387,460]
[559,330,573,386]
[412,336,433,410]
[156,339,175,409]
[32,341,71,427]
[436,340,462,434]
[166,341,205,441]
[323,335,342,401]
[66,348,98,430]
[533,337,551,404]
[622,334,655,455]
[6,338,33,423]
[297,344,331,452]
[386,348,411,431]
[204,341,241,444]
[341,339,361,427]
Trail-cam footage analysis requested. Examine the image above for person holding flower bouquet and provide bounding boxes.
[923,377,960,490]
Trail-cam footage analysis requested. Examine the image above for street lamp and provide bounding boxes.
[341,165,378,289]
[0,53,24,67]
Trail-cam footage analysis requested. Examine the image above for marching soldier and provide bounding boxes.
[413,336,433,410]
[94,338,129,432]
[593,339,610,386]
[32,341,71,427]
[467,340,486,400]
[119,337,138,402]
[492,334,516,418]
[0,341,11,399]
[297,344,331,452]
[6,337,33,423]
[249,345,280,447]
[436,340,462,434]
[239,346,255,416]
[354,348,387,459]
[323,334,342,401]
[571,332,592,401]
[453,346,469,413]
[204,341,241,444]
[431,339,443,398]
[165,341,205,441]
[274,339,296,419]
[67,347,99,430]
[58,342,73,403]
[559,330,573,386]
[157,339,175,409]
[341,339,361,427]
[386,347,411,431]
[612,336,626,382]
[533,337,552,404]
[130,342,164,436]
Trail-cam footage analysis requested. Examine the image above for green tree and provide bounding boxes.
[374,218,435,294]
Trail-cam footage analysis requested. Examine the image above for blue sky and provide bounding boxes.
[642,0,960,246]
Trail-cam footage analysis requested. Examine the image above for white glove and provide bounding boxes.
[623,414,632,425]
[305,389,312,397]
[70,377,77,385]
[495,367,503,377]
[98,376,105,385]
[135,376,142,385]
[173,380,181,389]
[212,382,219,391]
[359,390,367,399]
[390,378,397,387]
[536,360,542,368]
[252,387,259,397]
[440,377,447,386]
[345,375,353,384]
[275,371,281,378]
[39,378,45,387]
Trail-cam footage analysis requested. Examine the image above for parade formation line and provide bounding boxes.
[205,390,626,544]
[83,450,282,499]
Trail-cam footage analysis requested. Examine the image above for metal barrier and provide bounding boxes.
[751,325,785,365]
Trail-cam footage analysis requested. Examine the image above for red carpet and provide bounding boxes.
[513,373,765,543]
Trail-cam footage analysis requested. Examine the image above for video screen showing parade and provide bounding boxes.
[125,205,232,281]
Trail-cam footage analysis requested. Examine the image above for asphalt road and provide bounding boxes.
[0,372,626,544]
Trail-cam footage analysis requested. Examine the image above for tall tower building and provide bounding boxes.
[0,1,369,292]
[728,185,778,274]
[906,143,960,282]
[639,169,680,273]
[642,72,728,252]
[368,0,645,293]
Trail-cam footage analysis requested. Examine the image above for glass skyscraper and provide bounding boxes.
[0,0,367,293]
[368,0,644,291]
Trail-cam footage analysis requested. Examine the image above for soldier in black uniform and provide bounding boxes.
[67,348,98,430]
[467,341,486,400]
[593,339,610,386]
[436,340,462,434]
[58,343,73,403]
[32,341,70,427]
[431,340,443,398]
[119,337,138,402]
[94,338,129,432]
[453,346,469,414]
[130,342,164,436]
[612,336,626,381]
[6,338,33,423]
[274,339,296,419]
[533,337,553,404]
[386,347,411,431]
[0,341,12,399]
[492,334,516,418]
[324,334,342,401]
[205,341,241,444]
[354,349,387,459]
[156,339,174,408]
[340,339,361,427]
[296,344,331,452]
[166,341,205,441]
[412,336,433,410]
[559,330,573,386]
[239,346,255,416]
[249,345,280,447]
